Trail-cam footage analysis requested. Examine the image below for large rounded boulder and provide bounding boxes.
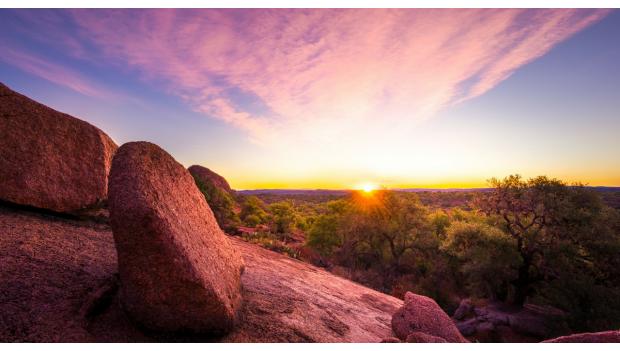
[108,141,244,335]
[0,83,117,213]
[392,292,468,343]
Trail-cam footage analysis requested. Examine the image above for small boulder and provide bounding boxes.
[542,330,620,343]
[391,292,468,343]
[406,332,447,343]
[188,165,233,193]
[508,312,550,338]
[188,164,239,232]
[485,309,510,326]
[108,142,244,335]
[475,321,496,341]
[0,83,117,213]
[456,319,477,336]
[380,337,402,343]
[453,299,474,320]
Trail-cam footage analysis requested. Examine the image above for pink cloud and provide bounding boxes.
[38,10,615,146]
[0,47,114,99]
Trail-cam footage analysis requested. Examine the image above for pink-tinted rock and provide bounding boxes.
[0,205,402,342]
[453,299,474,320]
[456,319,478,337]
[542,330,620,343]
[380,337,402,343]
[0,83,117,213]
[508,311,551,338]
[405,332,447,343]
[188,165,233,193]
[108,142,244,335]
[392,292,468,343]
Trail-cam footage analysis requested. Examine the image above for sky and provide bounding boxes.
[1,9,619,189]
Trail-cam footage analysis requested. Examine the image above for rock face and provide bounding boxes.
[405,332,447,343]
[542,331,620,343]
[188,165,233,193]
[108,142,244,335]
[0,83,117,213]
[0,204,401,342]
[392,292,467,343]
[0,206,118,342]
[453,299,474,320]
[454,300,569,342]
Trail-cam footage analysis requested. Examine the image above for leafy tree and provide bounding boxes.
[269,201,297,237]
[441,221,520,300]
[307,200,350,256]
[535,202,620,330]
[475,175,620,310]
[239,196,269,226]
[244,214,262,227]
[193,176,240,232]
[349,192,436,275]
[309,192,438,287]
[429,209,451,237]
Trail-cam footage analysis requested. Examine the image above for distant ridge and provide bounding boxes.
[237,189,351,196]
[394,188,492,193]
[237,188,490,196]
[237,187,620,195]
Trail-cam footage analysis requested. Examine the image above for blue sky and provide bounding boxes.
[1,9,618,189]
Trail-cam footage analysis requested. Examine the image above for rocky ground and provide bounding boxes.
[0,204,401,342]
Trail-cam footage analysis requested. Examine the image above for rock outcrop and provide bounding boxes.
[405,332,448,343]
[453,299,474,320]
[392,292,467,343]
[188,165,233,193]
[0,206,117,342]
[0,204,401,342]
[453,300,569,342]
[0,83,117,213]
[108,142,244,335]
[187,164,240,233]
[542,330,620,343]
[380,337,402,343]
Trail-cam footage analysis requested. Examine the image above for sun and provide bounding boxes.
[357,182,378,193]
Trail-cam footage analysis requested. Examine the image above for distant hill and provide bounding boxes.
[238,187,620,209]
[237,189,351,196]
[238,188,491,196]
[590,186,620,192]
[238,187,619,195]
[394,188,492,193]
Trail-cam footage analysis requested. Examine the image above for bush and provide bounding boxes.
[239,196,269,226]
[241,231,299,259]
[441,221,520,300]
[192,176,240,232]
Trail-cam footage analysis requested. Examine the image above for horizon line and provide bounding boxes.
[234,185,620,192]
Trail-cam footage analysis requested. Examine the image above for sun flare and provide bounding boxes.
[357,182,378,193]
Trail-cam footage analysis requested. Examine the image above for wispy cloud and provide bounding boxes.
[0,47,114,99]
[59,9,608,147]
[2,9,609,151]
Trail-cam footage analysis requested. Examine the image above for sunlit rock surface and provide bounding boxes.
[0,205,401,342]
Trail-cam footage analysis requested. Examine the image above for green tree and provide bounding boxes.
[244,214,262,227]
[441,221,520,300]
[310,192,439,287]
[429,209,451,237]
[475,175,620,310]
[193,176,240,232]
[307,200,350,256]
[269,201,296,237]
[239,196,269,226]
